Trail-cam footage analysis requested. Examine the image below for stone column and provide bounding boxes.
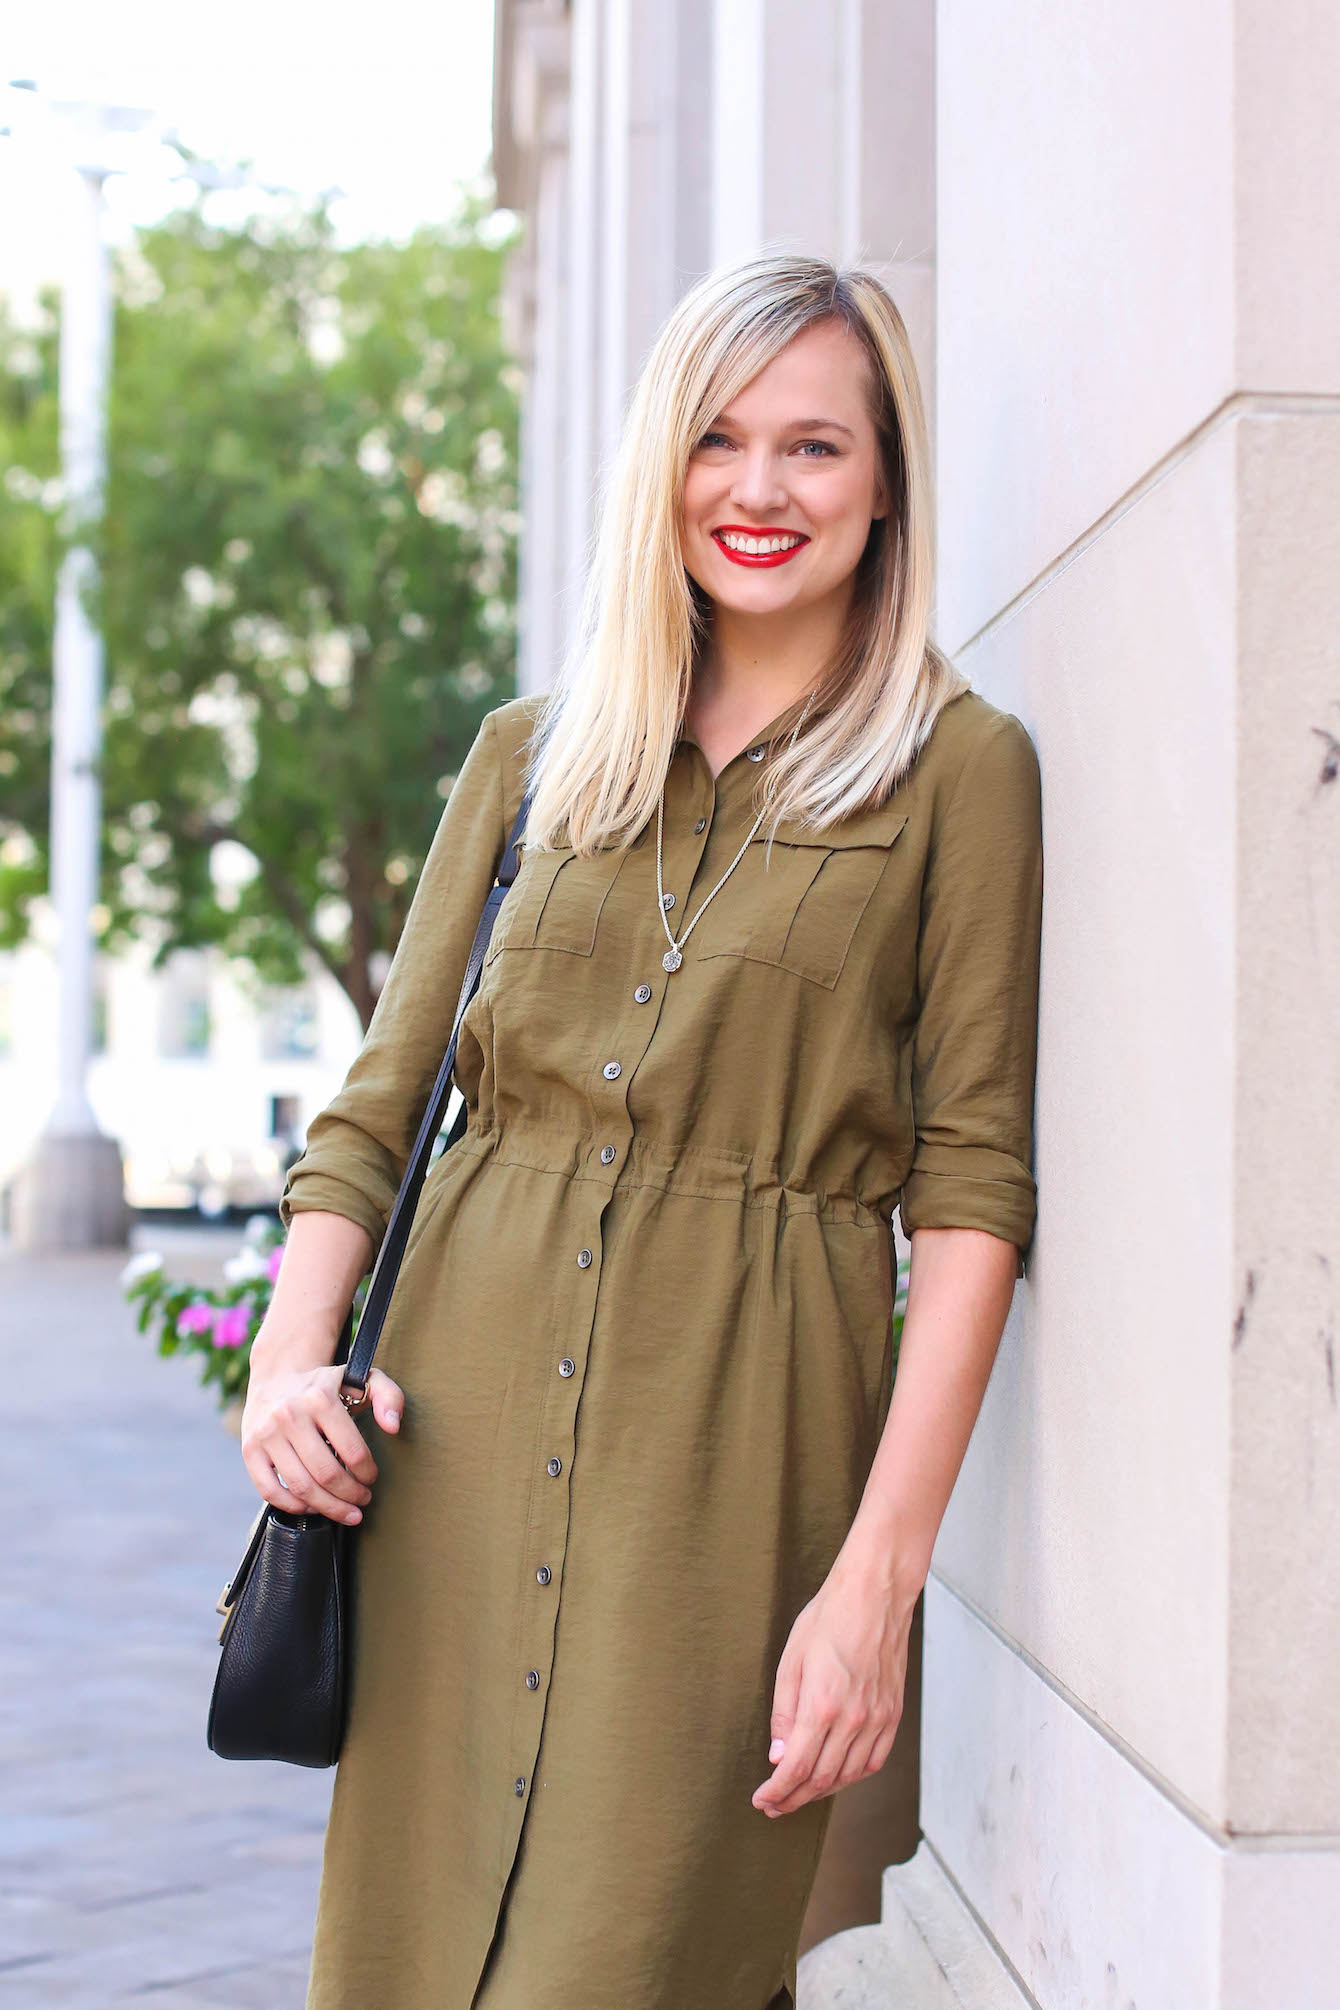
[804,3,1340,2004]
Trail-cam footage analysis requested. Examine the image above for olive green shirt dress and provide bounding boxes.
[278,683,1043,2010]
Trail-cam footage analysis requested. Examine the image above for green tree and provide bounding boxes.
[0,190,522,1029]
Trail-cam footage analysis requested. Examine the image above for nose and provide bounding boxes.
[728,447,789,517]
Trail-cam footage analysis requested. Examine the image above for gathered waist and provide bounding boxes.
[450,1118,893,1231]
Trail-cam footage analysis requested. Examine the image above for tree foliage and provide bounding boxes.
[0,191,522,1028]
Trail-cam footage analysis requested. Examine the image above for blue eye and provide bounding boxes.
[696,433,837,456]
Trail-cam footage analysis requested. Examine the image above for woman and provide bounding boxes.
[244,251,1043,2010]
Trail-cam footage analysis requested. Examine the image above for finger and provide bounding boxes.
[862,1717,900,1779]
[753,1705,826,1813]
[769,1654,801,1758]
[239,1436,350,1519]
[367,1368,405,1433]
[253,1407,365,1519]
[839,1716,884,1786]
[287,1414,374,1510]
[265,1443,365,1523]
[242,1439,295,1509]
[312,1380,380,1485]
[769,1717,857,1813]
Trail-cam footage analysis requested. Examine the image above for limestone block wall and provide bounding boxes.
[924,1,1340,2002]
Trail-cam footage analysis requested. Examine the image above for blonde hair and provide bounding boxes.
[520,250,969,855]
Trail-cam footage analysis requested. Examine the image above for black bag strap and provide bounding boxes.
[331,788,531,1402]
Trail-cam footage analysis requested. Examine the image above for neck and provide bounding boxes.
[692,583,849,723]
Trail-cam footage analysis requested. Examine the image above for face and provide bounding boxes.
[679,317,889,625]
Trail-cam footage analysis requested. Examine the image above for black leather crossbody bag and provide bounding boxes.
[207,790,531,1766]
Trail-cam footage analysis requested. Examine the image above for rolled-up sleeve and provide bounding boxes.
[898,711,1043,1277]
[279,706,510,1254]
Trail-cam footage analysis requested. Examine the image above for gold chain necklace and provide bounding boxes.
[655,693,816,974]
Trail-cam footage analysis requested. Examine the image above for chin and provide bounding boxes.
[715,582,804,613]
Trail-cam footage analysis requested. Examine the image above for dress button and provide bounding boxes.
[660,891,675,909]
[634,984,652,1003]
[577,1247,593,1266]
[525,1669,540,1690]
[536,1564,552,1584]
[694,817,707,833]
[546,1456,563,1476]
[558,1357,575,1377]
[602,1060,622,1079]
[514,1776,526,1796]
[600,1144,616,1164]
[746,744,765,761]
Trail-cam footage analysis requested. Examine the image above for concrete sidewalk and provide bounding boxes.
[1,1227,331,2007]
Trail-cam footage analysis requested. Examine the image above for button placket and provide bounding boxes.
[515,1152,612,1814]
[509,765,714,1836]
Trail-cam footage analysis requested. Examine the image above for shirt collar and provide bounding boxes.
[674,695,819,780]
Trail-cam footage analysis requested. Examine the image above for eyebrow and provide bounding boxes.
[713,415,856,439]
[788,417,855,437]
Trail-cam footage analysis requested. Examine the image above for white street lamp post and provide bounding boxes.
[10,96,144,1247]
[49,163,112,1134]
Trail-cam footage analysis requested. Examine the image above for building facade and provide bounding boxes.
[492,3,1340,2006]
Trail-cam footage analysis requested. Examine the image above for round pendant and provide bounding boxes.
[662,947,683,972]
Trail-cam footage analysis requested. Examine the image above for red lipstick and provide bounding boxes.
[710,525,810,569]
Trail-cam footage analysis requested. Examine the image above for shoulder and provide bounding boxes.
[917,688,1036,788]
[908,688,1040,828]
[480,692,548,825]
[448,693,546,833]
[888,688,1042,891]
[487,689,548,747]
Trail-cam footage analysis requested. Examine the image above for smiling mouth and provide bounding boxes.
[711,528,810,568]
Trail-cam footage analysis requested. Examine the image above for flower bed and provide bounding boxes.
[122,1214,369,1417]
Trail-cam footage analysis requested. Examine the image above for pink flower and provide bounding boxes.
[266,1243,284,1284]
[176,1300,216,1338]
[212,1303,251,1349]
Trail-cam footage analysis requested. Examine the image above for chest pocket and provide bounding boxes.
[696,810,909,989]
[485,842,632,963]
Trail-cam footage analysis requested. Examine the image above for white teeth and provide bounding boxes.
[718,532,805,555]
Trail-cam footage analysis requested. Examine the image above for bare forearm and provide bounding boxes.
[251,1208,376,1374]
[835,1224,1020,1605]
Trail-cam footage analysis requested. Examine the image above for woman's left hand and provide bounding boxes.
[752,1549,918,1817]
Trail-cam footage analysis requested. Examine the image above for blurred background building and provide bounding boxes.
[493,3,1340,2008]
[0,935,345,1217]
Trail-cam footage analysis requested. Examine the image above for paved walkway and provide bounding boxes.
[1,1227,330,2007]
